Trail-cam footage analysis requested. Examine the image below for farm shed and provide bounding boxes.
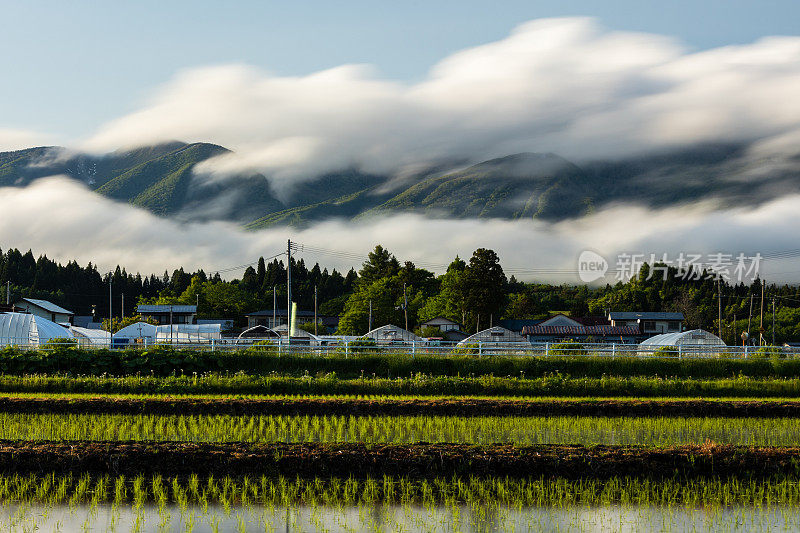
[0,312,73,347]
[639,329,725,353]
[362,324,423,344]
[114,322,158,345]
[69,326,111,347]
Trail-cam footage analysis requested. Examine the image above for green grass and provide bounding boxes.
[6,346,800,379]
[3,373,800,397]
[5,413,800,446]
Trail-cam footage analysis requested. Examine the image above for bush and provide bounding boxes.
[550,341,587,356]
[753,346,785,359]
[653,346,680,358]
[43,338,78,348]
[450,343,480,356]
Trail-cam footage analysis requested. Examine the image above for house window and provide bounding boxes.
[668,321,680,331]
[643,320,656,331]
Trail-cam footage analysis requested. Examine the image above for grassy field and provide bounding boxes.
[3,373,800,397]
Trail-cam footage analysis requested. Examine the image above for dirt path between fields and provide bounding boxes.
[2,397,800,417]
[0,441,796,479]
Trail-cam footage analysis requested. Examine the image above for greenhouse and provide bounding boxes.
[362,324,422,344]
[69,326,111,347]
[0,312,72,348]
[155,323,222,344]
[639,329,726,354]
[114,322,158,345]
[457,326,528,346]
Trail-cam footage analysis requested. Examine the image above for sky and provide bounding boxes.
[2,0,799,142]
[2,1,800,283]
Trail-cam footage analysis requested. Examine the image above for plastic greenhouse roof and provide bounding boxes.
[0,312,72,345]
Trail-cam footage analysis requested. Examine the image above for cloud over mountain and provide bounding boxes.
[83,17,800,190]
[2,177,799,282]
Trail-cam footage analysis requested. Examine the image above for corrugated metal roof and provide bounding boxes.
[608,311,684,321]
[137,305,197,314]
[522,324,640,336]
[20,298,74,315]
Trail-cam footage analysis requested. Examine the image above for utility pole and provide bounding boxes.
[759,280,765,346]
[272,286,276,329]
[772,298,776,346]
[717,278,722,341]
[403,283,408,332]
[286,239,292,343]
[368,300,372,332]
[747,294,753,343]
[108,278,112,328]
[314,285,318,336]
[170,305,174,345]
[108,277,113,346]
[5,281,9,305]
[121,293,125,319]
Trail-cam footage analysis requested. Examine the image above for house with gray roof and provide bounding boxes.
[136,304,197,325]
[14,298,74,325]
[608,311,684,336]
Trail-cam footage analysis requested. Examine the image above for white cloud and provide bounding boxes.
[1,177,798,284]
[80,17,800,190]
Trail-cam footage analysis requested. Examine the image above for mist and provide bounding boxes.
[1,177,798,284]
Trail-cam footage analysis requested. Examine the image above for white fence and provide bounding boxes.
[0,337,797,359]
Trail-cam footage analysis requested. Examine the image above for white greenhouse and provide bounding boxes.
[114,322,158,345]
[155,324,222,344]
[456,326,529,352]
[69,326,111,347]
[0,312,73,348]
[639,329,726,354]
[362,324,422,345]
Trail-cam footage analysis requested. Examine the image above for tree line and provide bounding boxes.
[3,246,800,343]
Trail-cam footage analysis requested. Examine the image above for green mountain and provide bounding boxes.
[3,140,799,228]
[362,153,594,221]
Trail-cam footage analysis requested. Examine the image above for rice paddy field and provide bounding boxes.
[4,351,800,531]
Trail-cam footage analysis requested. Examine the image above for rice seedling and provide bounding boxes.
[3,412,800,446]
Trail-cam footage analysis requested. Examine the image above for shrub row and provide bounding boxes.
[2,346,800,378]
[1,373,800,397]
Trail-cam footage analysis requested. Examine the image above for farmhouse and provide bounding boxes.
[136,305,197,325]
[13,298,74,325]
[245,308,339,330]
[608,311,684,336]
[522,314,640,343]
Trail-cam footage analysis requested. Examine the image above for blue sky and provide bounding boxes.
[2,0,799,141]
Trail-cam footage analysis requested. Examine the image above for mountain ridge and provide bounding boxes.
[2,141,799,228]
